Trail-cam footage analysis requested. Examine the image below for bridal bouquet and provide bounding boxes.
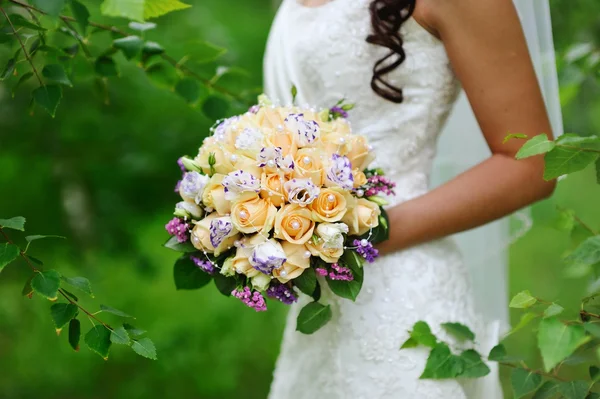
[164,94,395,334]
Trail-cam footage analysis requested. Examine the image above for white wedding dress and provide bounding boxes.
[263,0,504,397]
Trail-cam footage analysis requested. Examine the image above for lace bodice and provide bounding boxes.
[264,1,503,398]
[264,0,461,204]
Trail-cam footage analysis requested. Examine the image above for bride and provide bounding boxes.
[264,0,561,397]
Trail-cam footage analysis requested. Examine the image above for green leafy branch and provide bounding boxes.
[0,216,156,360]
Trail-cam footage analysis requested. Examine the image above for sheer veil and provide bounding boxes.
[431,0,564,332]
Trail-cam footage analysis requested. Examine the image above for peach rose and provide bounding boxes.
[195,143,236,175]
[201,174,231,215]
[321,132,352,157]
[260,173,288,207]
[342,198,381,236]
[265,130,298,158]
[309,188,354,223]
[346,135,375,171]
[306,237,344,264]
[274,204,316,245]
[293,148,326,186]
[231,196,277,234]
[190,214,240,256]
[230,234,266,278]
[273,241,311,283]
[352,169,368,188]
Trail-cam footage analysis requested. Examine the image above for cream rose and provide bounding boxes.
[260,173,288,207]
[273,241,311,283]
[230,234,266,278]
[306,237,344,264]
[264,130,298,158]
[231,196,277,234]
[293,148,326,186]
[201,174,231,215]
[342,198,381,236]
[195,143,236,175]
[352,169,368,188]
[346,135,375,171]
[274,204,316,245]
[321,132,352,157]
[191,214,240,256]
[309,187,354,223]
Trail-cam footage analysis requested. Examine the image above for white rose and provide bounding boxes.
[251,273,272,292]
[174,201,203,219]
[220,256,236,277]
[179,171,210,204]
[249,239,287,274]
[316,222,349,250]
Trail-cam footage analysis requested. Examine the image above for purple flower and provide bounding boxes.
[232,287,267,312]
[353,239,379,263]
[179,171,209,204]
[249,105,260,114]
[191,256,215,274]
[177,157,186,173]
[267,283,297,305]
[284,113,320,147]
[209,217,234,248]
[249,239,287,274]
[174,180,182,193]
[362,175,396,197]
[328,263,354,281]
[256,147,295,172]
[222,170,261,200]
[326,154,354,190]
[165,217,190,243]
[315,268,328,277]
[330,106,349,119]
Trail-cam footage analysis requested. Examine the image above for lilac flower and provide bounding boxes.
[363,175,397,197]
[232,287,267,312]
[174,180,182,193]
[222,170,261,200]
[179,171,209,204]
[177,157,186,172]
[329,106,349,119]
[212,116,239,142]
[326,154,354,190]
[235,127,264,152]
[256,146,294,172]
[284,178,320,206]
[315,268,328,277]
[165,217,190,243]
[284,113,320,147]
[249,239,287,274]
[354,239,379,263]
[191,256,215,274]
[267,283,298,305]
[209,216,234,248]
[329,263,354,281]
[248,105,260,114]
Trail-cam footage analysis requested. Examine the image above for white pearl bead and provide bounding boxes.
[327,194,335,203]
[368,145,374,151]
[303,251,312,259]
[338,137,346,144]
[277,125,284,131]
[360,239,369,247]
[280,270,288,277]
[239,210,248,219]
[267,159,276,167]
[303,157,312,165]
[291,221,300,230]
[230,154,238,162]
[356,190,364,197]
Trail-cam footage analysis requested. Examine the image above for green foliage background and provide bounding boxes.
[0,0,599,398]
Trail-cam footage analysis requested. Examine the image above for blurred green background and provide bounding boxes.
[0,0,599,398]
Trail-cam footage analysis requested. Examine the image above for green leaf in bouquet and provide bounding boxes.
[110,325,131,345]
[101,0,144,22]
[61,275,94,297]
[175,77,206,104]
[511,368,542,399]
[113,36,144,60]
[202,95,230,121]
[31,270,61,300]
[131,338,157,360]
[441,322,476,342]
[366,207,390,245]
[164,236,197,253]
[458,349,490,378]
[515,134,555,159]
[70,0,90,35]
[509,290,538,308]
[538,317,590,371]
[296,302,332,334]
[342,249,364,272]
[144,0,190,19]
[95,56,119,77]
[68,318,81,351]
[42,64,72,86]
[0,243,20,273]
[84,325,111,360]
[0,216,26,231]
[294,267,317,296]
[565,236,600,268]
[100,304,134,318]
[50,303,78,332]
[532,381,559,399]
[327,259,364,301]
[311,280,321,302]
[558,381,590,399]
[544,135,600,180]
[32,85,62,117]
[173,255,212,290]
[543,303,565,318]
[213,272,237,297]
[401,321,437,349]
[419,342,463,379]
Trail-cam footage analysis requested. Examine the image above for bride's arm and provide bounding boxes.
[378,0,557,254]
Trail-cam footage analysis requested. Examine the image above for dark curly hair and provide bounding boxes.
[367,0,416,103]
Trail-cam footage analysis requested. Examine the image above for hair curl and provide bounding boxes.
[367,0,416,103]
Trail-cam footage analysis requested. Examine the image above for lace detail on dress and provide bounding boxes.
[263,1,503,398]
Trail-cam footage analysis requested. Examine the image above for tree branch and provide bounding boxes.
[0,6,44,86]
